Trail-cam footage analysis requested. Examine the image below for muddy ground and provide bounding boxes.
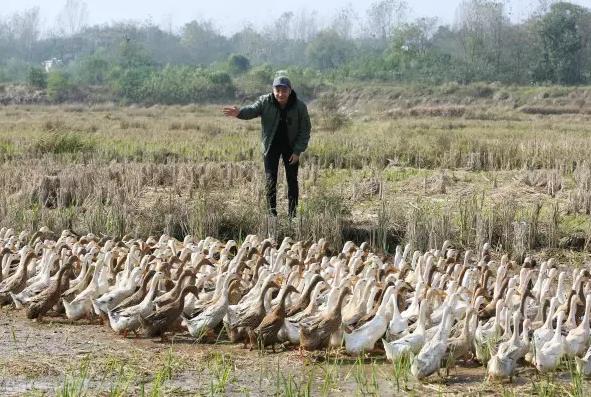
[0,309,587,396]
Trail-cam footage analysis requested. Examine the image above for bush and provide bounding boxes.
[28,67,47,89]
[29,132,96,156]
[47,71,71,102]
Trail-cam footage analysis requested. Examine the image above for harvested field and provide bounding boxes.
[2,95,591,396]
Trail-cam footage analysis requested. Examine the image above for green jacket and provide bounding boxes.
[238,91,311,156]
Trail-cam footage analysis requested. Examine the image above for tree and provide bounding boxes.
[181,20,228,65]
[227,54,250,74]
[454,0,510,81]
[56,0,89,37]
[331,5,358,40]
[9,7,40,61]
[306,30,351,70]
[364,0,408,42]
[533,2,588,84]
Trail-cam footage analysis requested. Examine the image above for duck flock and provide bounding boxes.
[3,226,591,382]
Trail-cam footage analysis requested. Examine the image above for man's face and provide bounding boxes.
[273,86,291,106]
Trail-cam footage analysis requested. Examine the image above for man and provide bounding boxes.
[223,76,311,218]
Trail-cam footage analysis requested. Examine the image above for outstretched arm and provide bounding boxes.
[222,106,239,117]
[222,96,264,120]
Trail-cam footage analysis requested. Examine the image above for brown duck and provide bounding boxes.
[229,279,280,347]
[140,285,199,341]
[299,286,352,351]
[26,257,77,320]
[111,270,157,313]
[286,275,324,317]
[154,269,195,308]
[249,285,299,351]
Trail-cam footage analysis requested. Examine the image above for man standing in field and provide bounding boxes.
[223,76,311,219]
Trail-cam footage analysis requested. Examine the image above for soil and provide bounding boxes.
[1,309,588,396]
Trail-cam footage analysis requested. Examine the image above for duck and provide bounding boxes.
[185,273,241,341]
[535,310,565,373]
[474,299,504,364]
[153,269,195,308]
[61,254,94,302]
[10,250,59,308]
[487,312,529,382]
[383,300,428,362]
[110,270,157,313]
[92,266,142,318]
[529,297,559,364]
[279,279,326,345]
[385,284,409,340]
[26,257,77,321]
[575,345,591,377]
[285,274,324,317]
[343,285,396,355]
[565,294,591,357]
[249,285,299,351]
[108,272,164,337]
[228,278,280,347]
[0,251,37,306]
[411,305,453,380]
[299,286,351,351]
[140,285,199,341]
[444,307,476,369]
[63,253,110,321]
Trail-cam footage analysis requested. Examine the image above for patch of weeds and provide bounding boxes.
[345,356,379,396]
[29,132,96,156]
[56,355,91,397]
[147,348,178,397]
[390,352,412,391]
[275,369,313,397]
[565,357,584,397]
[531,374,559,397]
[318,356,341,396]
[207,352,234,395]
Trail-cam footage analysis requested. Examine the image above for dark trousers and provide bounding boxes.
[264,143,298,217]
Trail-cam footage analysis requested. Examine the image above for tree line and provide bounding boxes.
[1,0,590,103]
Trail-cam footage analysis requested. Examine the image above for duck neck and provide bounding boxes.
[144,274,162,301]
[582,296,591,331]
[330,289,350,319]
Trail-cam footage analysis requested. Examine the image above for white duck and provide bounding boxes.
[565,294,591,357]
[487,312,529,381]
[474,299,504,363]
[575,345,591,377]
[411,305,453,380]
[385,286,408,340]
[108,272,164,336]
[343,285,396,355]
[92,266,141,317]
[535,310,565,373]
[383,300,428,362]
[63,254,109,320]
[529,297,559,364]
[184,273,240,340]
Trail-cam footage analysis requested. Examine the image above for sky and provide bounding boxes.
[2,0,591,35]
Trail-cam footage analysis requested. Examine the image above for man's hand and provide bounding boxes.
[289,154,299,165]
[222,106,240,117]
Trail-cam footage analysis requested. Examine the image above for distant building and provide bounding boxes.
[43,58,63,73]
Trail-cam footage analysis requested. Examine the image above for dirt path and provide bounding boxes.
[0,309,588,396]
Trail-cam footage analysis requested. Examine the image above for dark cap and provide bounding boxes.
[272,76,291,89]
